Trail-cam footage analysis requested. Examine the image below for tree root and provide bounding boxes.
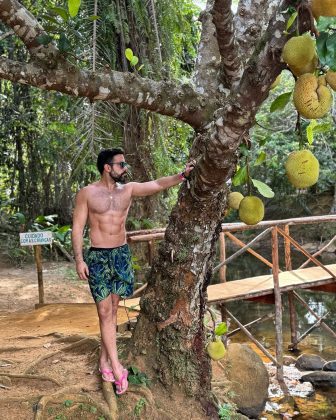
[61,337,100,354]
[0,346,39,353]
[34,385,111,420]
[102,381,118,419]
[53,334,98,344]
[24,337,100,374]
[0,373,61,386]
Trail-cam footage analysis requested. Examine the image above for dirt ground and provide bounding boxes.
[0,261,150,420]
[0,261,221,420]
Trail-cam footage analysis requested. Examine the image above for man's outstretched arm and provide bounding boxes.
[130,160,195,197]
[72,189,89,280]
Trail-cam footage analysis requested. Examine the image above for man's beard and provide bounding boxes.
[109,172,127,184]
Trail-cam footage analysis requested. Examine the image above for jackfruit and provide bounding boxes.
[293,73,333,119]
[207,339,226,361]
[228,192,244,210]
[282,34,316,76]
[311,0,336,19]
[271,74,281,89]
[326,70,336,91]
[285,150,319,188]
[239,196,264,225]
[290,54,318,77]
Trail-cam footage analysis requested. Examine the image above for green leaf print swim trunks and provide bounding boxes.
[85,244,134,302]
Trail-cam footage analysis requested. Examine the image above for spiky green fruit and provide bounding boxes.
[207,339,226,361]
[228,192,244,210]
[285,150,319,188]
[282,34,316,76]
[239,196,265,225]
[293,74,333,119]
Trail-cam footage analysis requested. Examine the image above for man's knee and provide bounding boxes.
[97,300,113,321]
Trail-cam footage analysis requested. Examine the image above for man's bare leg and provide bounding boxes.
[99,295,123,371]
[97,294,127,391]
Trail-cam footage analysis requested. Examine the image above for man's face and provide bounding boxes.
[107,154,128,183]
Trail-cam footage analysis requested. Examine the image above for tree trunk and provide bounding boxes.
[132,140,228,416]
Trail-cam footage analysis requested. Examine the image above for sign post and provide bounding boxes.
[20,231,53,305]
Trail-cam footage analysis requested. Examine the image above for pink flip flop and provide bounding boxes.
[115,369,129,395]
[99,367,115,382]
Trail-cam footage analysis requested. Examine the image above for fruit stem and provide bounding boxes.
[246,157,252,196]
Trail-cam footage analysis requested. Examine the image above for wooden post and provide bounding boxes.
[284,224,292,271]
[219,232,226,283]
[272,227,288,394]
[34,245,44,304]
[284,224,298,351]
[148,240,154,267]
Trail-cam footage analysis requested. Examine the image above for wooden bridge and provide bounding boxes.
[125,214,336,393]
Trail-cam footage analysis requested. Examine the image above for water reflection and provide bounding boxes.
[213,247,336,359]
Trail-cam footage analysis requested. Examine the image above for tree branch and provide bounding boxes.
[0,56,211,127]
[234,0,279,62]
[191,0,292,198]
[211,0,243,88]
[193,0,222,98]
[0,0,57,56]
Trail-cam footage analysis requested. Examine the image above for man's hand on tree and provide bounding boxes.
[76,261,89,280]
[184,159,196,178]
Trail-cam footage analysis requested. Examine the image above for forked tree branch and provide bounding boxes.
[211,0,243,88]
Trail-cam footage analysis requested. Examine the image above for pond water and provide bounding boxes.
[218,247,336,360]
[216,245,336,418]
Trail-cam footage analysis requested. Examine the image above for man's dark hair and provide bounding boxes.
[97,148,124,174]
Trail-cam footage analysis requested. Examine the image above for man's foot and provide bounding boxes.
[115,368,128,395]
[99,367,115,382]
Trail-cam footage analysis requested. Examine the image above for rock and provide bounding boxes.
[283,356,296,366]
[300,371,336,388]
[323,360,336,371]
[222,343,269,418]
[295,353,326,371]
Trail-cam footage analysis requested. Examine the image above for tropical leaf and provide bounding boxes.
[251,179,275,198]
[270,92,292,113]
[68,0,81,18]
[215,322,228,336]
[232,166,248,186]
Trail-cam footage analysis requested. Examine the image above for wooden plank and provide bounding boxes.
[122,264,336,309]
[207,264,336,303]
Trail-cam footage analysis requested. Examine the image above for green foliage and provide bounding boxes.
[270,91,292,113]
[127,366,150,386]
[316,32,336,71]
[63,399,73,408]
[215,322,228,336]
[134,398,147,417]
[251,179,275,198]
[68,0,81,18]
[218,402,238,420]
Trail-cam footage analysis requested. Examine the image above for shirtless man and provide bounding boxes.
[72,148,195,395]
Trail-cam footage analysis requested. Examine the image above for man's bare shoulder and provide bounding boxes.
[77,182,100,195]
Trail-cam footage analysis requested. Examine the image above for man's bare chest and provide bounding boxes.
[88,188,131,214]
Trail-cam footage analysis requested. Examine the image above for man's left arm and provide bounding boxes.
[130,160,195,197]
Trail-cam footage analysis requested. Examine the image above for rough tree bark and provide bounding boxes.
[0,0,301,416]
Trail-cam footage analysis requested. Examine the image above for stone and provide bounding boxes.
[295,353,326,371]
[300,371,336,388]
[222,343,269,418]
[323,360,336,371]
[283,356,296,366]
